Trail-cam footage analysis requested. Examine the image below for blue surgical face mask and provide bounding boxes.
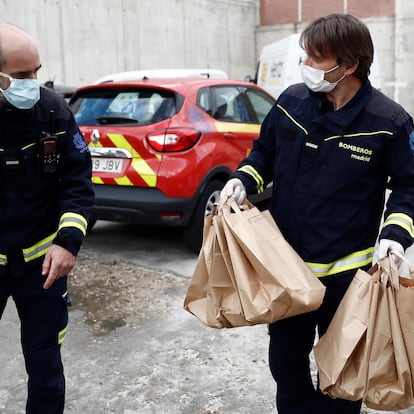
[0,71,40,109]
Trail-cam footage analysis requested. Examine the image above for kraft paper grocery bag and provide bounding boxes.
[184,209,253,328]
[220,198,326,324]
[185,197,326,328]
[315,256,414,411]
[314,266,374,401]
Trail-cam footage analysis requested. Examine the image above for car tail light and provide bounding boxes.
[146,128,201,152]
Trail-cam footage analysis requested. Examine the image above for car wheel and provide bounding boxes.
[183,179,223,253]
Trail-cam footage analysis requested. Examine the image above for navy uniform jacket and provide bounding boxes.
[0,87,94,278]
[232,80,414,277]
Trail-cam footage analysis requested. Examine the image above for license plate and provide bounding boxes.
[92,157,123,173]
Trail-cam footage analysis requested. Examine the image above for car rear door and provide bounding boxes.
[198,85,274,162]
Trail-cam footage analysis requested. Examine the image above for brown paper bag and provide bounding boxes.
[399,278,414,394]
[391,250,414,394]
[364,259,413,410]
[183,214,223,328]
[207,211,254,327]
[314,256,414,411]
[314,267,374,400]
[220,199,326,323]
[184,197,326,328]
[183,209,254,328]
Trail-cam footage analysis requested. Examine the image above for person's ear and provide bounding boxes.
[343,61,359,76]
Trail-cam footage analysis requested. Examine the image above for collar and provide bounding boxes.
[313,79,372,132]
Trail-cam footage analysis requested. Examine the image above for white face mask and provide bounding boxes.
[0,71,40,109]
[300,64,345,93]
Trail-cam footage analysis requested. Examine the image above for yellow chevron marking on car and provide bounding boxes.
[131,159,157,187]
[214,122,260,134]
[92,176,104,184]
[107,133,157,187]
[89,141,104,148]
[115,176,133,186]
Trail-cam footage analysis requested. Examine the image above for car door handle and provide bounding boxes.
[223,132,235,139]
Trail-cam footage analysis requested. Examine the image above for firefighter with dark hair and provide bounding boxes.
[0,22,94,413]
[221,14,414,413]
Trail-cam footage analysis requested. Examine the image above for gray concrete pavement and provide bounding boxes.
[0,221,414,413]
[0,255,275,413]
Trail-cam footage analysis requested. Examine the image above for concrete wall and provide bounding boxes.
[2,0,413,115]
[393,0,414,114]
[0,0,259,87]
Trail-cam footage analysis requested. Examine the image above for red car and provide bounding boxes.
[69,76,275,251]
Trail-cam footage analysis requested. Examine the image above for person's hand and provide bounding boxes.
[376,238,404,259]
[376,238,405,273]
[220,178,246,205]
[42,244,76,289]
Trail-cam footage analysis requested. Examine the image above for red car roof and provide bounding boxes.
[74,77,269,95]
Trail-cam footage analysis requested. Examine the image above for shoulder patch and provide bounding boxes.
[409,130,414,153]
[73,132,89,153]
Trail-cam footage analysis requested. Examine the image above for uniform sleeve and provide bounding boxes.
[379,109,414,250]
[52,104,94,256]
[231,104,278,195]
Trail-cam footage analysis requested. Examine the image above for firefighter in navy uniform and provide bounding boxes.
[221,14,414,414]
[0,23,93,413]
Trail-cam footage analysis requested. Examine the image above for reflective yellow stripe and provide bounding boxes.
[325,130,393,142]
[306,247,374,278]
[58,291,69,344]
[58,326,68,345]
[277,104,308,135]
[3,218,88,264]
[324,135,342,141]
[237,165,265,193]
[22,232,57,263]
[383,213,414,237]
[58,212,88,236]
[21,142,37,150]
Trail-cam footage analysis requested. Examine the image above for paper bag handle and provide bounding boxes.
[387,249,414,274]
[219,196,254,215]
[377,256,399,289]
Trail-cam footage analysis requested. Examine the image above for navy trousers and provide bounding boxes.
[0,264,68,414]
[268,270,363,414]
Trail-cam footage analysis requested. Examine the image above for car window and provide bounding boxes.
[70,88,177,126]
[209,86,251,123]
[198,88,212,116]
[245,88,274,123]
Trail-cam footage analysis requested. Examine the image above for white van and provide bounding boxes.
[95,68,228,84]
[256,33,381,99]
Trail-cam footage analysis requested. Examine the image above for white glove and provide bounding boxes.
[220,178,246,205]
[376,238,404,260]
[376,238,406,274]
